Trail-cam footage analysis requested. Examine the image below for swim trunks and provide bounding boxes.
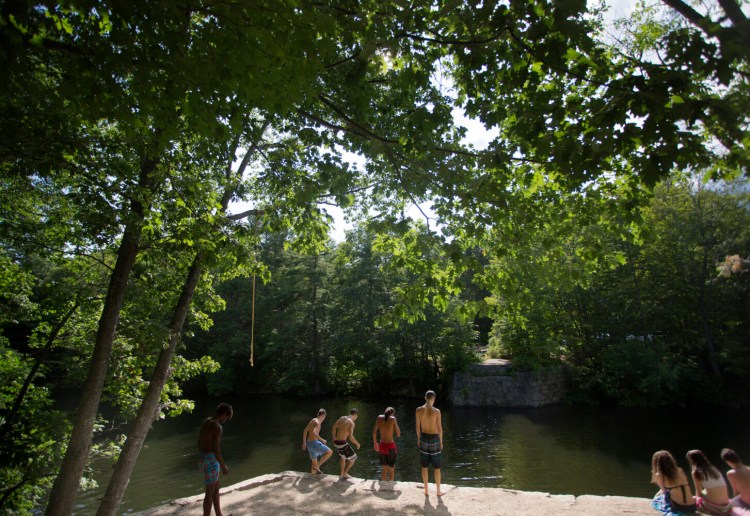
[695,495,732,515]
[419,433,441,469]
[198,452,220,485]
[378,441,397,467]
[730,496,750,511]
[306,439,331,461]
[651,488,697,515]
[334,440,357,461]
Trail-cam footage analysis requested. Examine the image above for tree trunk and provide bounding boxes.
[45,158,158,516]
[95,119,266,514]
[95,257,202,515]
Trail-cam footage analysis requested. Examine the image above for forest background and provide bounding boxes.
[1,0,749,514]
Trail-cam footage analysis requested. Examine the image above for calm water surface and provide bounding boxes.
[74,395,750,514]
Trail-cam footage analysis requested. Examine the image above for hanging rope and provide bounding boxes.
[249,213,261,367]
[250,272,256,367]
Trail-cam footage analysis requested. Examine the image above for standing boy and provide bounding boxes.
[197,403,233,516]
[416,390,443,496]
[302,408,333,474]
[331,408,361,479]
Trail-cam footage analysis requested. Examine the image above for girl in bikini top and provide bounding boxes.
[651,450,696,509]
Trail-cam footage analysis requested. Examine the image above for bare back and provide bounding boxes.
[198,418,222,453]
[416,404,441,435]
[375,416,400,443]
[654,469,693,506]
[332,416,354,441]
[729,464,750,503]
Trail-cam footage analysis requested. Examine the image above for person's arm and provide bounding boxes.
[372,419,379,451]
[415,408,421,446]
[691,470,702,496]
[349,421,361,449]
[213,425,229,474]
[331,419,339,442]
[394,418,401,438]
[727,470,737,497]
[436,410,443,450]
[302,420,311,450]
[313,421,326,444]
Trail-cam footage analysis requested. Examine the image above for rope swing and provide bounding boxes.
[249,271,256,367]
[249,212,261,368]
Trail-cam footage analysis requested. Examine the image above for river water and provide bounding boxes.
[73,394,750,514]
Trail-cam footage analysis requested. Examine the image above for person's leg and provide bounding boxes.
[204,482,220,516]
[421,467,429,495]
[203,485,213,516]
[211,481,223,516]
[435,468,443,496]
[386,449,396,480]
[380,461,387,480]
[318,448,332,469]
[311,457,321,474]
[344,457,355,476]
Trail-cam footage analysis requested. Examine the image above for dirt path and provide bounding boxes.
[138,471,655,515]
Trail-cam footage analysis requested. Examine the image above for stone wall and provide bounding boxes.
[449,359,566,407]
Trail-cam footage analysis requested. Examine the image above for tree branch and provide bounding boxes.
[227,208,264,221]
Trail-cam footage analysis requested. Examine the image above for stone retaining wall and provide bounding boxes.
[450,359,566,407]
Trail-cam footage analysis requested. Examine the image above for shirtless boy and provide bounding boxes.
[373,407,401,481]
[722,448,750,510]
[197,403,233,516]
[416,390,443,496]
[302,408,333,475]
[331,408,361,479]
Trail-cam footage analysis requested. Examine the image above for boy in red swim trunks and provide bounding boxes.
[198,403,233,516]
[373,407,401,481]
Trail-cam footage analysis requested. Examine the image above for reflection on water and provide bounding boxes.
[73,395,750,514]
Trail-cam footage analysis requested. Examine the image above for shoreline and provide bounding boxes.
[137,471,655,515]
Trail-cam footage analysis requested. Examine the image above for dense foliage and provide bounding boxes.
[485,176,750,406]
[185,227,479,398]
[1,0,749,513]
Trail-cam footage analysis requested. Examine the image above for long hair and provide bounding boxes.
[384,407,395,420]
[652,450,679,483]
[687,449,721,481]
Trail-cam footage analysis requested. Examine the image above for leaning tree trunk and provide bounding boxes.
[96,119,268,514]
[95,256,203,515]
[45,158,158,516]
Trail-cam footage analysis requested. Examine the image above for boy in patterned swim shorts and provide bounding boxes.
[198,403,233,516]
[416,390,443,497]
[332,408,361,479]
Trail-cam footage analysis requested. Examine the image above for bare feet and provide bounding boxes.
[312,466,322,475]
[437,491,444,497]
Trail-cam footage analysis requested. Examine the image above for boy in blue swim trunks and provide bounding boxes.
[198,403,233,516]
[302,408,333,474]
